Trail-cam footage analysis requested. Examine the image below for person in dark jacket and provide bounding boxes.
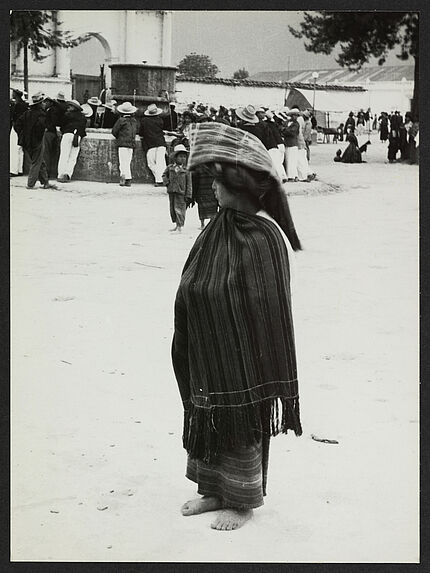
[282,108,300,181]
[14,92,57,189]
[44,92,68,178]
[379,112,389,142]
[387,111,402,163]
[10,89,28,176]
[162,144,193,232]
[344,111,355,134]
[112,101,138,187]
[57,100,88,182]
[235,104,266,143]
[101,100,118,128]
[140,103,167,186]
[87,96,102,127]
[264,110,287,182]
[163,103,178,131]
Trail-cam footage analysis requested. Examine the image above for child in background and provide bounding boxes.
[162,144,193,233]
[112,101,138,187]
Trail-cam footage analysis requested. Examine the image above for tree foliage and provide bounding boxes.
[10,10,89,60]
[289,11,418,69]
[233,67,250,80]
[177,52,219,78]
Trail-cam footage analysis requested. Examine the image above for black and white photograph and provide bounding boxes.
[9,8,420,563]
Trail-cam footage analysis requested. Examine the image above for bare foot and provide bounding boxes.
[211,508,253,531]
[181,496,222,516]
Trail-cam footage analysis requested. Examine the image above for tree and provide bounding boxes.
[10,10,89,94]
[289,12,419,117]
[233,68,249,80]
[177,52,219,78]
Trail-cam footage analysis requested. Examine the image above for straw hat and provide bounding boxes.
[288,107,301,115]
[302,110,311,118]
[87,96,102,106]
[67,99,83,111]
[144,103,163,116]
[103,99,117,110]
[235,104,259,124]
[56,91,66,101]
[274,110,287,120]
[117,101,137,114]
[81,103,93,118]
[29,92,46,106]
[173,144,189,156]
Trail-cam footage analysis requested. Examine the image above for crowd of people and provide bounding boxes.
[10,88,419,233]
[332,108,419,164]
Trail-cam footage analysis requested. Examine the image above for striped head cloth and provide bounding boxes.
[187,122,302,251]
[187,122,279,182]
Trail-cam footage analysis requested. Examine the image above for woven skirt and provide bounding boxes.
[186,435,270,509]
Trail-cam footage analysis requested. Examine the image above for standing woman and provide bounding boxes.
[172,122,302,531]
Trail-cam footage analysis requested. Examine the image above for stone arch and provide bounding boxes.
[70,31,113,87]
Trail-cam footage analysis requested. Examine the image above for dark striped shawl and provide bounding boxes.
[172,208,302,463]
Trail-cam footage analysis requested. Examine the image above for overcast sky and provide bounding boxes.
[171,10,402,77]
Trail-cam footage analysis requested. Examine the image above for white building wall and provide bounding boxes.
[175,81,286,109]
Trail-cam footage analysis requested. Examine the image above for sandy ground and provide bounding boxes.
[11,135,419,563]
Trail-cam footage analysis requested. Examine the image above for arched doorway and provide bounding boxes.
[70,33,112,103]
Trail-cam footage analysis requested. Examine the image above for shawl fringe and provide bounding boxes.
[183,396,302,464]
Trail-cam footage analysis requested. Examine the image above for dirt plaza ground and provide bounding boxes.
[11,135,419,562]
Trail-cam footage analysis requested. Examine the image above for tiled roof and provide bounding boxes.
[176,74,365,92]
[249,65,414,84]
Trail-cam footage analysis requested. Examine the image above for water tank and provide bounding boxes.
[110,63,177,113]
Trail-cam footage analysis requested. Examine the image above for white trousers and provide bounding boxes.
[285,146,298,180]
[268,147,287,181]
[58,133,81,179]
[118,147,133,179]
[297,148,311,181]
[10,129,24,175]
[146,146,166,184]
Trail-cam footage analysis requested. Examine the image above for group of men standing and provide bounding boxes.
[10,89,91,188]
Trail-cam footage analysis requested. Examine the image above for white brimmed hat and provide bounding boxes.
[81,103,93,118]
[29,92,46,106]
[103,100,117,110]
[56,91,66,101]
[87,96,102,106]
[67,99,83,111]
[117,101,137,114]
[288,107,301,115]
[235,104,259,124]
[144,103,163,116]
[173,144,189,156]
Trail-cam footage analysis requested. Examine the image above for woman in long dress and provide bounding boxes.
[172,123,303,531]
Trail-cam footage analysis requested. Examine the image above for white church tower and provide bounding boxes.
[10,10,173,98]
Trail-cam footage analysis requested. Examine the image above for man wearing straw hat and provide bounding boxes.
[282,107,301,182]
[57,100,89,182]
[14,92,57,189]
[112,101,138,187]
[140,103,167,187]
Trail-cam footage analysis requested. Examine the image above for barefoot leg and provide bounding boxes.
[181,496,222,516]
[211,509,253,531]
